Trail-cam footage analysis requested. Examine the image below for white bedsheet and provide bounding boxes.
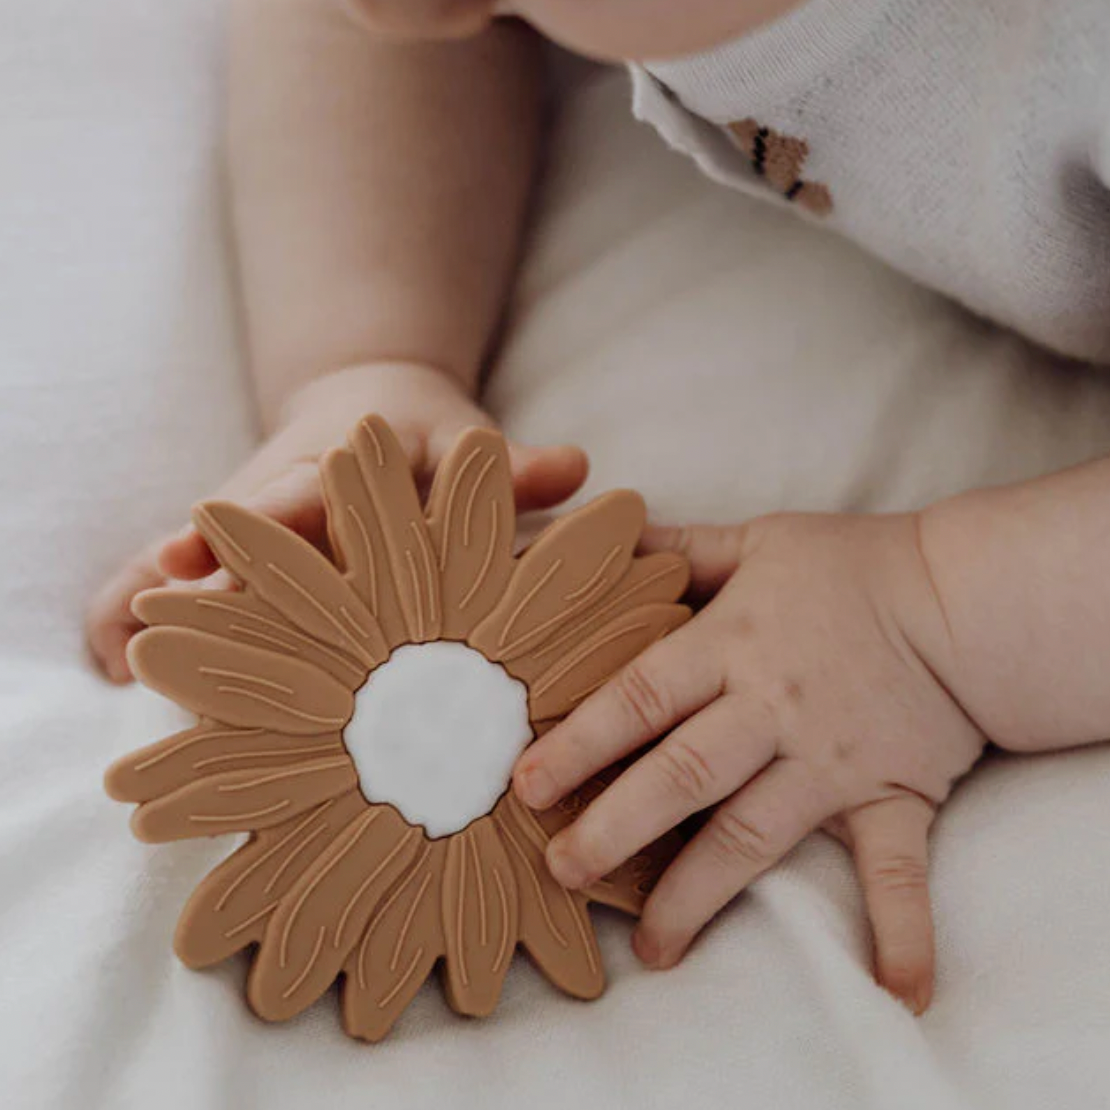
[3,3,1110,1107]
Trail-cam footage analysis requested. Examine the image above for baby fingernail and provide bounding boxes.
[634,930,682,969]
[910,983,933,1016]
[107,658,132,684]
[632,930,661,966]
[546,840,587,889]
[168,524,195,544]
[515,763,556,809]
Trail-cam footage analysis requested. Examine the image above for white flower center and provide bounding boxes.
[344,642,533,838]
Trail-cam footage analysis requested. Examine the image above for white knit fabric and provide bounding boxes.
[632,0,1110,364]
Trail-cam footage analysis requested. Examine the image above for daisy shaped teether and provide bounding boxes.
[106,417,690,1041]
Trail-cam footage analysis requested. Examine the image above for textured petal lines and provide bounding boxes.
[193,501,387,668]
[107,417,702,1038]
[320,447,409,649]
[440,816,519,1016]
[350,416,441,643]
[506,553,689,685]
[128,627,354,735]
[174,791,368,967]
[104,722,345,804]
[133,587,365,689]
[581,859,666,916]
[341,837,447,1041]
[248,805,422,1021]
[527,602,691,721]
[534,774,684,917]
[493,793,603,1000]
[468,491,645,664]
[425,428,515,640]
[130,756,359,842]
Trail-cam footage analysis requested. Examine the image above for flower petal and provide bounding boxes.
[247,805,423,1022]
[440,815,519,1017]
[128,627,354,736]
[527,602,691,721]
[350,416,441,643]
[130,756,359,843]
[133,587,365,689]
[341,837,446,1042]
[104,722,345,804]
[583,854,674,916]
[506,553,689,686]
[533,771,685,917]
[468,491,645,665]
[424,428,514,641]
[193,500,387,668]
[492,792,604,1000]
[320,447,409,649]
[174,791,368,968]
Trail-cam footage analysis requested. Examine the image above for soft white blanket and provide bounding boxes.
[4,3,1110,1108]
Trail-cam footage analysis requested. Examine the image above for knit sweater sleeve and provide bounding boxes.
[633,0,1110,363]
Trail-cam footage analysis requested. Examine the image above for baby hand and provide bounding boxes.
[513,512,984,1013]
[86,362,587,682]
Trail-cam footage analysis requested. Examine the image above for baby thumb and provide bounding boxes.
[506,441,589,512]
[158,461,325,581]
[639,523,755,598]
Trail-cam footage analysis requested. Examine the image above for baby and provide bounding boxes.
[87,0,1110,1016]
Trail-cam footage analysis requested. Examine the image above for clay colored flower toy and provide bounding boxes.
[106,417,690,1041]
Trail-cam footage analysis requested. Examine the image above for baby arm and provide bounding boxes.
[87,1,586,679]
[231,0,541,423]
[918,456,1110,752]
[514,456,1110,1012]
